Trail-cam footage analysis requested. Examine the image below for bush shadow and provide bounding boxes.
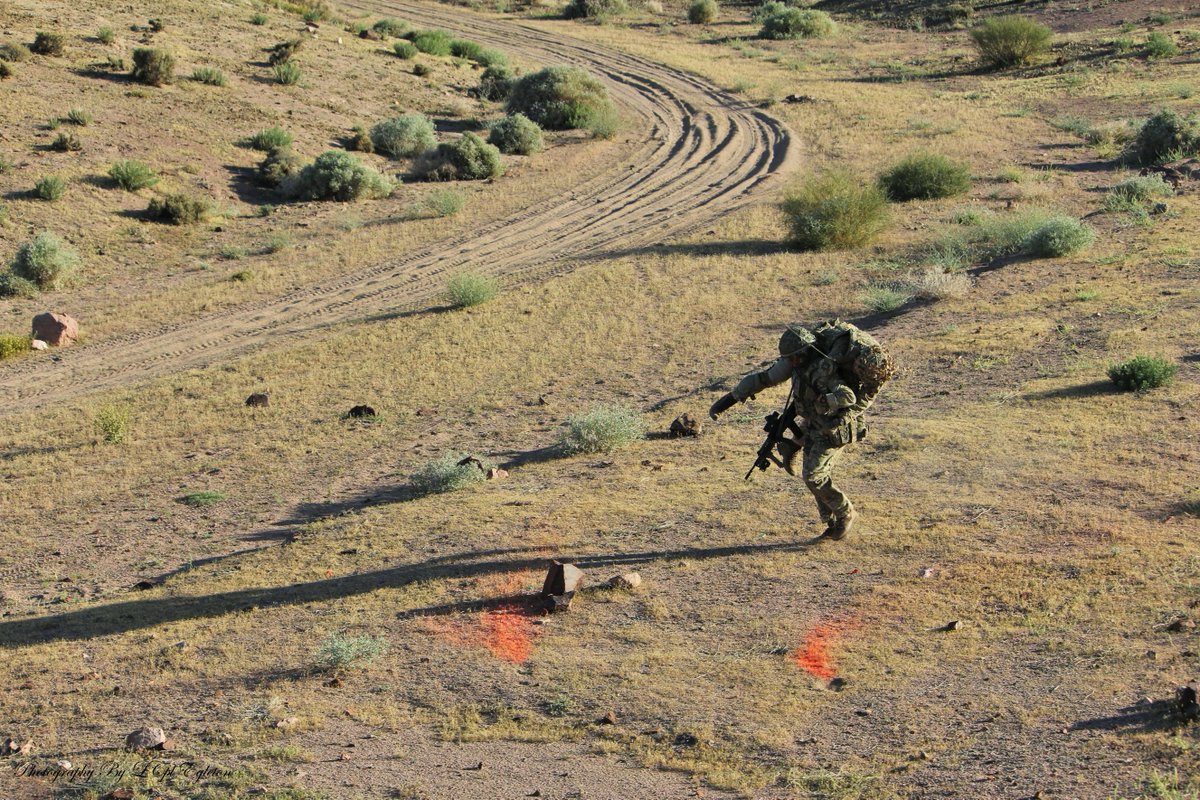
[225,164,275,205]
[1072,699,1188,734]
[1022,380,1112,401]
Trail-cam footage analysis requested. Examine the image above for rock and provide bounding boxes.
[543,593,574,613]
[358,28,380,40]
[100,791,134,800]
[1151,202,1168,215]
[828,677,847,691]
[245,392,269,408]
[669,413,702,438]
[1178,683,1199,720]
[30,339,49,351]
[124,726,166,750]
[486,467,508,480]
[598,711,618,725]
[541,561,585,597]
[673,732,698,747]
[606,572,641,590]
[784,93,815,103]
[347,405,376,418]
[275,716,298,729]
[16,738,32,755]
[160,738,176,751]
[31,312,79,347]
[57,760,71,770]
[325,677,343,688]
[1165,618,1195,632]
[941,620,962,631]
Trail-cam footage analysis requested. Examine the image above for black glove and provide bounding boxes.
[708,392,738,420]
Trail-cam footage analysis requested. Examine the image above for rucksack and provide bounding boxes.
[811,320,895,403]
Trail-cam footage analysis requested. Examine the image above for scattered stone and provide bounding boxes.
[18,681,33,690]
[543,594,573,613]
[325,677,343,688]
[1166,617,1195,632]
[338,752,351,761]
[941,620,962,632]
[606,572,641,590]
[919,567,935,578]
[30,339,48,351]
[415,407,436,416]
[358,28,380,40]
[598,711,618,725]
[828,677,847,692]
[1178,683,1199,720]
[673,732,699,747]
[132,580,158,591]
[245,392,270,408]
[31,312,79,347]
[464,761,483,770]
[124,726,166,750]
[854,708,872,717]
[57,760,71,770]
[783,94,815,104]
[347,405,376,418]
[669,413,702,438]
[100,791,134,800]
[541,561,584,612]
[1151,202,1168,215]
[275,717,298,729]
[160,738,176,751]
[486,467,509,480]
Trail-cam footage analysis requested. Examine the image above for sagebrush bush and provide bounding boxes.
[274,62,302,85]
[34,176,66,201]
[65,108,92,126]
[12,232,80,289]
[180,490,226,507]
[450,39,483,60]
[0,333,31,360]
[348,124,374,153]
[371,114,436,158]
[488,113,544,155]
[1108,355,1177,392]
[473,48,508,68]
[0,43,32,62]
[447,271,497,307]
[861,283,912,313]
[478,65,515,101]
[969,16,1052,68]
[906,266,972,300]
[688,0,718,24]
[412,63,431,77]
[314,634,388,674]
[94,405,132,444]
[782,170,889,251]
[51,132,82,152]
[507,66,616,131]
[410,452,488,494]
[32,32,65,56]
[284,150,392,201]
[131,47,174,85]
[1106,174,1172,211]
[1145,32,1179,59]
[751,1,785,24]
[410,30,452,55]
[1026,216,1095,257]
[191,67,227,86]
[258,147,306,187]
[250,126,294,151]
[564,0,628,19]
[760,8,836,39]
[393,40,417,59]
[561,405,646,454]
[0,62,11,80]
[250,12,268,25]
[147,193,214,224]
[269,39,303,65]
[879,152,971,201]
[0,273,39,298]
[1126,109,1200,165]
[415,187,466,218]
[413,132,504,181]
[372,18,409,37]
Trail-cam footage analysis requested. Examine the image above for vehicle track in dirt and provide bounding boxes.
[0,1,796,413]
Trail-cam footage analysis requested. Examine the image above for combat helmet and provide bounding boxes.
[778,324,816,358]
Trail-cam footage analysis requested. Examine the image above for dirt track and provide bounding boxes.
[0,2,795,412]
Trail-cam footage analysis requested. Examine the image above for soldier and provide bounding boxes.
[709,321,894,541]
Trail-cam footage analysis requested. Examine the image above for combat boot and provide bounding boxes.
[775,436,801,476]
[823,508,858,541]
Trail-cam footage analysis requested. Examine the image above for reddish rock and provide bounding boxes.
[124,726,165,750]
[31,312,79,347]
[245,392,269,408]
[486,468,509,480]
[669,413,702,437]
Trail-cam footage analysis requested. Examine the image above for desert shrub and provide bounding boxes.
[94,405,132,444]
[32,32,66,56]
[348,124,374,153]
[906,266,971,300]
[942,3,973,25]
[0,333,31,360]
[782,170,889,251]
[412,62,431,77]
[760,8,836,39]
[147,193,214,224]
[410,30,452,56]
[1126,109,1200,165]
[268,39,303,66]
[410,452,488,494]
[131,47,174,85]
[34,176,66,201]
[507,66,616,131]
[1108,355,1177,392]
[371,114,436,158]
[1109,174,1173,204]
[96,26,116,44]
[148,18,166,32]
[561,404,645,454]
[265,234,293,253]
[314,634,388,674]
[180,490,226,507]
[861,283,912,312]
[105,55,125,71]
[447,271,497,306]
[274,62,302,85]
[688,0,718,24]
[879,152,971,201]
[478,65,514,101]
[751,1,785,24]
[51,132,82,152]
[450,39,484,60]
[0,273,39,298]
[192,66,227,86]
[416,188,466,217]
[251,12,269,25]
[284,150,392,201]
[413,132,504,181]
[488,113,544,154]
[564,0,628,20]
[372,17,409,37]
[969,16,1052,68]
[1026,216,1095,257]
[393,40,417,59]
[257,146,299,186]
[1145,32,1179,59]
[12,232,80,289]
[0,62,11,80]
[0,43,32,62]
[65,108,92,126]
[250,126,294,151]
[967,209,1053,260]
[473,48,508,68]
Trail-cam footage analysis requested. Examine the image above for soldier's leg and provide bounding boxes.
[802,436,852,524]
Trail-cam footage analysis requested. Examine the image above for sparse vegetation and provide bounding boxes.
[180,490,227,507]
[447,271,497,307]
[370,114,436,158]
[561,404,646,454]
[861,282,912,312]
[564,0,629,20]
[969,15,1053,68]
[109,160,159,191]
[1144,32,1179,59]
[473,48,508,68]
[410,29,453,56]
[250,126,294,151]
[65,108,92,126]
[1108,355,1177,392]
[131,47,175,85]
[51,132,82,152]
[0,333,31,360]
[1105,174,1173,213]
[348,124,374,153]
[450,39,484,61]
[1126,109,1200,165]
[413,132,504,181]
[0,62,11,80]
[782,170,890,251]
[11,232,80,290]
[259,147,307,187]
[478,65,515,101]
[507,66,617,132]
[284,150,392,201]
[191,66,227,86]
[0,273,39,299]
[411,452,489,494]
[906,265,972,300]
[488,113,544,155]
[879,152,971,201]
[94,405,132,444]
[688,0,718,24]
[372,18,409,38]
[268,39,303,66]
[760,8,836,40]
[393,40,417,59]
[314,634,388,673]
[250,12,269,25]
[147,193,214,224]
[0,43,32,62]
[32,31,66,56]
[274,61,302,85]
[34,176,67,201]
[1026,216,1096,257]
[417,188,467,218]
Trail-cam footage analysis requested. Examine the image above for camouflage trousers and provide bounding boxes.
[801,431,852,523]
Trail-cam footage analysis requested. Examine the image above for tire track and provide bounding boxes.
[0,2,797,413]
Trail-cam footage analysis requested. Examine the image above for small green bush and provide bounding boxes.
[860,283,913,312]
[251,12,269,25]
[131,47,174,85]
[148,18,167,32]
[507,66,617,131]
[34,176,66,201]
[265,234,293,253]
[348,123,374,153]
[274,62,302,85]
[563,0,628,20]
[284,150,392,201]
[447,271,497,306]
[473,48,508,68]
[410,30,452,56]
[942,3,973,25]
[1026,216,1095,257]
[372,18,409,37]
[94,405,132,444]
[269,39,304,66]
[147,193,214,224]
[371,114,436,158]
[192,66,227,86]
[751,1,785,25]
[969,16,1052,68]
[879,152,971,201]
[760,8,836,39]
[32,32,66,56]
[0,333,31,359]
[12,232,80,289]
[488,113,544,154]
[393,40,417,59]
[478,65,515,101]
[0,273,39,298]
[1105,174,1173,211]
[110,161,159,191]
[1145,32,1179,59]
[51,132,82,152]
[413,132,504,181]
[230,269,253,282]
[180,490,226,507]
[64,108,92,125]
[1126,109,1200,165]
[417,188,466,217]
[97,27,116,44]
[412,62,431,77]
[906,266,972,300]
[782,170,889,251]
[1108,355,1177,392]
[314,634,388,674]
[260,148,307,187]
[450,39,484,60]
[688,0,718,24]
[250,126,294,151]
[561,404,646,455]
[410,452,489,494]
[0,43,32,62]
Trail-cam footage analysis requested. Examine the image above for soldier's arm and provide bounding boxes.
[731,358,792,402]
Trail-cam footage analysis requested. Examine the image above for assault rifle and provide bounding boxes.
[745,399,804,480]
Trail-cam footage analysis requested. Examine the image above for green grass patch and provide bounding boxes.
[782,170,889,251]
[1108,355,1177,392]
[561,404,646,454]
[180,490,227,508]
[447,271,496,307]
